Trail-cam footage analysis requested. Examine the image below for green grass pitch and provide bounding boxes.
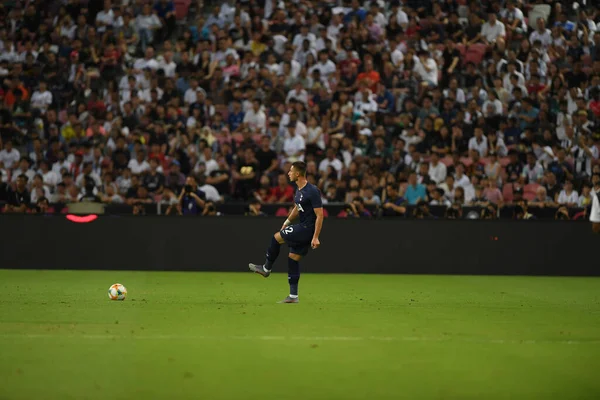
[1,270,600,400]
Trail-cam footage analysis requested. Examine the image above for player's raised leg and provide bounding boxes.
[249,231,285,277]
[278,253,301,303]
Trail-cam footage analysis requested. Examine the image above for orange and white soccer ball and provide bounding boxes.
[108,283,127,300]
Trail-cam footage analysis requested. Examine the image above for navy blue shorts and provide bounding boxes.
[280,224,314,256]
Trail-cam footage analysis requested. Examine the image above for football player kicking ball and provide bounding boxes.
[249,161,323,303]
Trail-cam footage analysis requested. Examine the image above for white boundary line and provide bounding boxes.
[0,333,598,345]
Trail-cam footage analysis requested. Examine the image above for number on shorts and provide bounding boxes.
[283,226,294,234]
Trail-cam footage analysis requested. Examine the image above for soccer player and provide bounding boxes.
[590,174,600,233]
[249,161,323,303]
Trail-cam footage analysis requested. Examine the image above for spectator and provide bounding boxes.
[0,0,592,220]
[430,188,451,207]
[346,197,372,218]
[557,181,579,207]
[0,140,20,171]
[530,186,555,208]
[483,178,504,205]
[268,173,294,203]
[4,174,30,213]
[428,153,447,184]
[245,198,266,217]
[179,176,206,215]
[381,184,406,217]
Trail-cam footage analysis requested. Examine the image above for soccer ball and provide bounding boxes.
[108,283,127,300]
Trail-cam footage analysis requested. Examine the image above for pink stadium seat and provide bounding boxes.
[460,157,473,167]
[322,208,329,218]
[523,192,536,201]
[441,156,453,167]
[524,183,540,194]
[502,183,514,203]
[275,207,289,217]
[337,210,348,218]
[174,0,191,20]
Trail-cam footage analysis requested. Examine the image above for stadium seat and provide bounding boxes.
[527,4,551,30]
[460,157,473,167]
[337,210,348,218]
[441,156,453,167]
[524,183,540,195]
[523,192,536,201]
[275,207,289,217]
[502,183,514,203]
[174,0,191,20]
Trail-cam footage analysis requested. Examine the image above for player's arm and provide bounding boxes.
[311,207,323,249]
[590,193,600,233]
[282,206,299,229]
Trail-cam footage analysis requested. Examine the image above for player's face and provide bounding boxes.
[288,166,299,182]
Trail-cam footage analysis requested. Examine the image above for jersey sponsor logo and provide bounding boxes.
[296,203,305,212]
[283,226,294,234]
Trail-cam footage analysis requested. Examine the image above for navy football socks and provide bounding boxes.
[264,236,281,270]
[288,257,300,297]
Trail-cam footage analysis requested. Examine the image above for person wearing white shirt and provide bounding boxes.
[468,128,489,157]
[135,4,162,51]
[310,51,336,79]
[557,181,579,206]
[30,82,53,114]
[184,78,206,105]
[453,164,475,202]
[286,83,309,105]
[200,183,221,202]
[529,18,552,48]
[95,2,115,33]
[0,141,20,170]
[318,148,343,179]
[428,153,447,184]
[283,124,306,162]
[133,48,160,74]
[393,6,409,29]
[198,148,219,177]
[414,51,438,86]
[158,51,177,78]
[292,26,317,50]
[589,184,600,232]
[327,12,344,40]
[499,1,526,34]
[272,34,288,55]
[139,85,163,103]
[243,99,267,134]
[482,91,503,118]
[481,12,506,44]
[353,90,378,125]
[503,65,526,92]
[128,152,150,175]
[38,161,59,190]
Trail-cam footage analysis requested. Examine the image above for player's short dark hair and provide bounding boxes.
[291,161,307,176]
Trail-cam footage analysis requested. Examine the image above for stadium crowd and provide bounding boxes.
[0,0,599,218]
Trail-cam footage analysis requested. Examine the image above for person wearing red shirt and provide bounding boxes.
[268,173,294,203]
[356,59,380,93]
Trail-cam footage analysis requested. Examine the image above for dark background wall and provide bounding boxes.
[0,215,597,276]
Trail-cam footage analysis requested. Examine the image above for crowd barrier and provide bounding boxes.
[1,215,597,276]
